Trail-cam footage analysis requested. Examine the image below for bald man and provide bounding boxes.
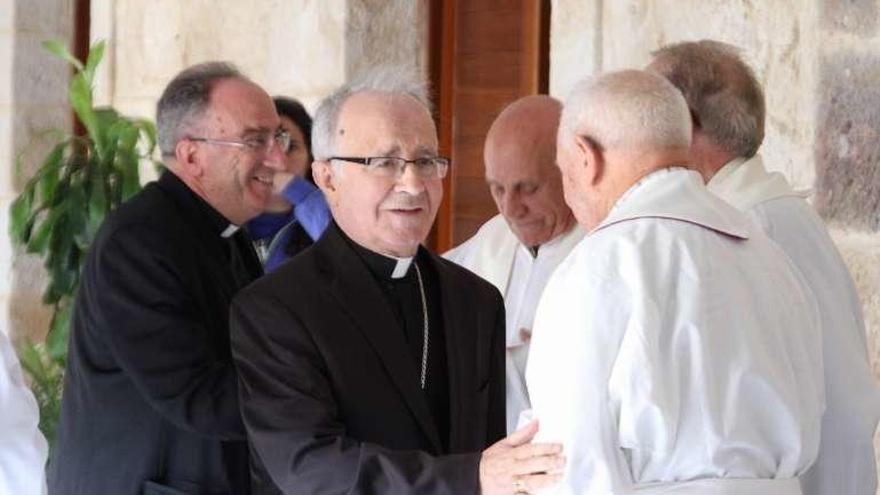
[445,95,583,433]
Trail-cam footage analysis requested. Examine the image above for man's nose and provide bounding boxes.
[394,162,427,194]
[263,142,287,171]
[502,192,526,218]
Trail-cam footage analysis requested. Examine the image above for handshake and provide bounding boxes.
[479,420,565,495]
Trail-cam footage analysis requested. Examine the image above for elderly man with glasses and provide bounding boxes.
[50,62,286,495]
[230,67,565,495]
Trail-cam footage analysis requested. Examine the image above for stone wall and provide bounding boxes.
[90,0,349,185]
[89,0,428,179]
[345,0,429,80]
[1,0,427,344]
[551,0,880,483]
[1,0,73,345]
[90,0,427,130]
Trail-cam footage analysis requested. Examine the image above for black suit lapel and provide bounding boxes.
[431,258,468,452]
[318,228,443,453]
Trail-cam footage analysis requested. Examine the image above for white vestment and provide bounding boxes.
[527,168,824,495]
[0,331,48,495]
[708,155,880,495]
[445,214,585,433]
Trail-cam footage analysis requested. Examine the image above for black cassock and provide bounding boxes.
[231,223,507,495]
[50,171,262,495]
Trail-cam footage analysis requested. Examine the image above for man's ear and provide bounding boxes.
[312,160,338,196]
[175,139,203,178]
[574,135,604,186]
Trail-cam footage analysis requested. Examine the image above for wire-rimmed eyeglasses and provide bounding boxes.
[328,156,450,179]
[187,129,291,155]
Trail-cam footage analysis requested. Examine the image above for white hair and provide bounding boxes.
[560,69,692,153]
[311,65,432,160]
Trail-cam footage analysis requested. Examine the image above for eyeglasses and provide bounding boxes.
[329,156,450,179]
[188,129,291,155]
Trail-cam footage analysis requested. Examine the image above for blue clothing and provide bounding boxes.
[247,178,331,272]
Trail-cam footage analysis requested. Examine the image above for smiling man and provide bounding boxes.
[50,62,285,495]
[445,95,583,433]
[230,69,564,495]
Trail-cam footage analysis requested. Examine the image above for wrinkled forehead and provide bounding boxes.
[205,79,280,135]
[335,91,438,156]
[486,135,557,185]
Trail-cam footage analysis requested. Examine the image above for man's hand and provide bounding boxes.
[479,420,564,495]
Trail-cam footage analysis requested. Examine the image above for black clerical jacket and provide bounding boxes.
[49,172,262,495]
[231,224,506,494]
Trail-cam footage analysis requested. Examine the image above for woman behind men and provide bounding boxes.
[247,97,330,271]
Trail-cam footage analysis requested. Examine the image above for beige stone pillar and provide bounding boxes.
[345,0,429,81]
[2,0,74,345]
[90,0,353,118]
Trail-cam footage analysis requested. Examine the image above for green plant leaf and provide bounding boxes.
[135,119,158,154]
[28,204,67,255]
[17,342,44,381]
[18,340,64,453]
[37,145,66,205]
[42,279,62,306]
[46,302,72,361]
[42,40,83,71]
[45,226,76,297]
[69,75,101,158]
[82,40,106,84]
[86,167,108,241]
[9,187,35,243]
[95,108,122,161]
[118,121,139,154]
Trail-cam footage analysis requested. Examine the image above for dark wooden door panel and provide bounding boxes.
[429,0,550,250]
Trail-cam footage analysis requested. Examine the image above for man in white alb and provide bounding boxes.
[650,40,880,495]
[0,330,48,495]
[527,70,824,494]
[445,95,583,433]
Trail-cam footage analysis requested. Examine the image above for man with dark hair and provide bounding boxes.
[49,61,286,495]
[649,40,880,495]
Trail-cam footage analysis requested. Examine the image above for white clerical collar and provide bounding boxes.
[220,224,240,238]
[390,256,414,279]
[610,166,688,216]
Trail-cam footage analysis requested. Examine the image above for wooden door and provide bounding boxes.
[428,0,550,252]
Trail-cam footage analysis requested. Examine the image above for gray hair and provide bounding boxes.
[560,70,692,153]
[156,61,246,157]
[311,66,432,160]
[650,40,765,158]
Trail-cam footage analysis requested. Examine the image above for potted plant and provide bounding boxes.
[8,39,159,447]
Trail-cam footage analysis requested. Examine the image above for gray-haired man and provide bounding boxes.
[649,40,880,495]
[230,68,564,495]
[50,62,286,495]
[527,69,823,494]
